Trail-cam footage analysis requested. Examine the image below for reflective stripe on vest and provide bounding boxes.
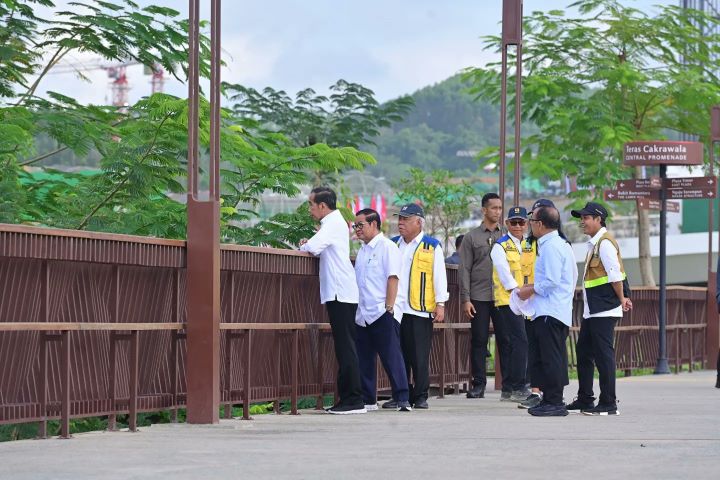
[584,271,627,289]
[583,232,626,289]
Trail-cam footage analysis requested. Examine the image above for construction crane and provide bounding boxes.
[48,59,165,107]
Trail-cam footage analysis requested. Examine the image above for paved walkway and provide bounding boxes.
[1,371,719,479]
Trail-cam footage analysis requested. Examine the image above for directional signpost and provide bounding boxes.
[604,141,709,375]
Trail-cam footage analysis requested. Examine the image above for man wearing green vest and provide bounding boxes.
[568,202,632,416]
[393,203,449,409]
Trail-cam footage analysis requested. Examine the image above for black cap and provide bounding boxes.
[395,203,425,218]
[507,206,527,220]
[571,202,608,219]
[532,198,555,210]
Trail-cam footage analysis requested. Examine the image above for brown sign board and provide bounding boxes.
[637,199,681,212]
[623,141,703,166]
[502,0,523,45]
[604,189,659,201]
[663,176,716,189]
[616,177,661,190]
[666,188,717,199]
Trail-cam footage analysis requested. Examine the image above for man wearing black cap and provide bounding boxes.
[391,203,449,409]
[458,192,506,399]
[490,206,534,402]
[567,202,632,416]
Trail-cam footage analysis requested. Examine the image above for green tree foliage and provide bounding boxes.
[1,0,377,247]
[465,0,720,285]
[394,168,476,252]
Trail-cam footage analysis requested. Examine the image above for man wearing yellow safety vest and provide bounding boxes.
[490,206,534,403]
[392,203,449,409]
[567,202,632,416]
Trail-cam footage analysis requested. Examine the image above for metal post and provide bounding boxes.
[709,105,720,370]
[499,0,523,208]
[655,164,670,374]
[186,0,222,424]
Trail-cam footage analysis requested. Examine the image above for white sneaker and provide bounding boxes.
[365,403,379,411]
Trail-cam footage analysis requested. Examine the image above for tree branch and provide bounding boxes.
[76,113,172,230]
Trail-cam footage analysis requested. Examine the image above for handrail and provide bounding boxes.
[0,322,185,331]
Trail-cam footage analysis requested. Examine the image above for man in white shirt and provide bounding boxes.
[567,202,632,416]
[300,187,365,415]
[353,208,411,412]
[392,203,449,409]
[490,206,534,403]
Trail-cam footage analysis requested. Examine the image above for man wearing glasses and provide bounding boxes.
[353,208,411,412]
[300,187,365,415]
[517,205,578,417]
[490,207,534,403]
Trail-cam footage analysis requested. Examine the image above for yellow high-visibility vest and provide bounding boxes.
[492,235,536,307]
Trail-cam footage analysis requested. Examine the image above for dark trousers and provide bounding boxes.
[470,300,511,391]
[525,318,538,388]
[576,316,618,405]
[533,316,569,405]
[400,314,433,403]
[326,300,363,407]
[356,312,409,404]
[496,305,529,391]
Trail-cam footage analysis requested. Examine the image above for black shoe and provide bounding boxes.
[566,397,594,414]
[716,375,720,388]
[382,400,399,409]
[326,403,367,415]
[582,403,620,416]
[413,399,429,409]
[518,393,542,409]
[528,402,568,417]
[499,391,513,402]
[466,384,484,398]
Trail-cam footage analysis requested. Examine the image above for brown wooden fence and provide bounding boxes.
[0,224,714,436]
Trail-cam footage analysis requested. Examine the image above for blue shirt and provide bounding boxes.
[531,230,578,326]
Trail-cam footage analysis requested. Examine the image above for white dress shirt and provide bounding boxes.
[300,209,359,305]
[582,227,623,319]
[395,231,449,318]
[490,233,523,291]
[355,233,402,325]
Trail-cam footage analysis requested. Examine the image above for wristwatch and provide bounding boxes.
[436,302,445,307]
[385,304,394,312]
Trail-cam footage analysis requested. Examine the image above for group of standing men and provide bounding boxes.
[301,185,632,417]
[300,187,448,414]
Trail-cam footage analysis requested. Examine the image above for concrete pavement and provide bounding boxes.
[1,371,718,479]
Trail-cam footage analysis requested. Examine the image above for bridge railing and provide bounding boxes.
[0,224,714,434]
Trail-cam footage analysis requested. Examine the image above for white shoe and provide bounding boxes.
[365,403,379,411]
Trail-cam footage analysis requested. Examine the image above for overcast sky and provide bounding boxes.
[38,0,672,105]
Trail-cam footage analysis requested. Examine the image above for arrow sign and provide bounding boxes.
[666,188,717,199]
[663,176,717,189]
[604,189,660,201]
[616,177,662,190]
[637,199,681,212]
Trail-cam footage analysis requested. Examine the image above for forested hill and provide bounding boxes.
[365,74,502,181]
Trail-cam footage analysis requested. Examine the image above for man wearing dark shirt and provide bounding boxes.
[458,193,509,399]
[445,235,464,265]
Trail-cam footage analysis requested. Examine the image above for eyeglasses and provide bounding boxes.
[508,220,526,226]
[352,222,367,230]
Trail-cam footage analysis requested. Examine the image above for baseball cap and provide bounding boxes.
[395,203,425,218]
[571,202,608,219]
[531,198,555,210]
[507,206,528,220]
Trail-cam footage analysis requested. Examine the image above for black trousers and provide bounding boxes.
[496,305,528,391]
[576,316,618,405]
[356,312,409,404]
[326,300,363,407]
[533,316,569,405]
[525,318,538,388]
[400,314,433,404]
[470,300,511,391]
